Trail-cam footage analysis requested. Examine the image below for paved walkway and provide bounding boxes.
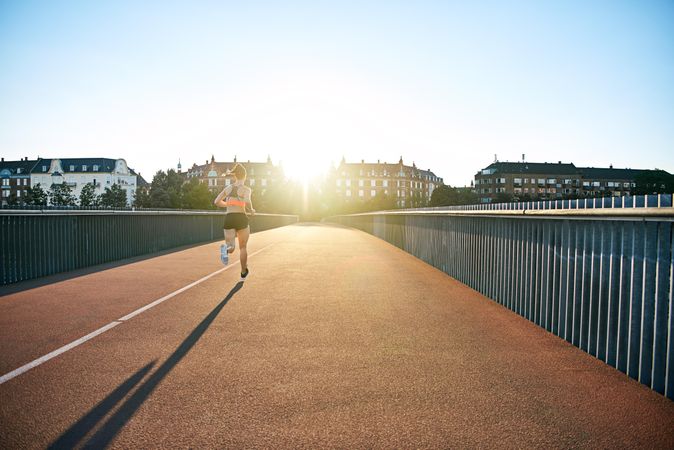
[1,223,673,448]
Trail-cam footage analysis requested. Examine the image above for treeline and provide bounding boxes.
[19,182,128,207]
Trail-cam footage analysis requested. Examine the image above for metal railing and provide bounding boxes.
[410,193,673,212]
[0,210,298,286]
[327,205,674,400]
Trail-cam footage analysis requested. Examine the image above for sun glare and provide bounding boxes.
[283,157,330,186]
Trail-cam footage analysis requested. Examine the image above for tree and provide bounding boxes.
[133,186,151,208]
[493,192,514,203]
[100,184,128,207]
[148,169,184,208]
[182,178,213,209]
[49,184,77,206]
[25,183,48,206]
[429,185,478,207]
[79,182,100,207]
[634,170,674,195]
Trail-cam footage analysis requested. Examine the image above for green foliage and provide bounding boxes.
[634,170,674,195]
[149,170,184,208]
[79,182,100,207]
[182,178,214,209]
[49,183,77,206]
[100,184,128,207]
[493,192,514,203]
[25,183,48,206]
[429,185,478,207]
[133,186,151,208]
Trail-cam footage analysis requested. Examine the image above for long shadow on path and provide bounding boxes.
[49,282,244,449]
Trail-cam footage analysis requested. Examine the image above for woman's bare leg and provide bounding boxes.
[237,226,250,272]
[224,229,236,252]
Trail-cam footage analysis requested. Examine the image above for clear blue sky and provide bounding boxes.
[1,0,672,185]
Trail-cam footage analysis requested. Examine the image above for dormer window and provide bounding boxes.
[42,166,47,172]
[70,165,75,171]
[16,168,22,174]
[82,165,87,171]
[93,165,99,172]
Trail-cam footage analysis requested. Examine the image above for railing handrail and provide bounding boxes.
[334,206,674,221]
[0,209,299,218]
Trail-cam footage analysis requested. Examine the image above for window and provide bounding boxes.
[498,178,506,184]
[383,180,388,187]
[83,165,87,171]
[513,178,522,186]
[547,178,556,184]
[261,179,267,187]
[16,168,22,174]
[371,180,376,187]
[345,179,351,186]
[225,179,231,186]
[336,179,341,187]
[93,165,99,172]
[371,190,376,196]
[346,189,351,197]
[70,165,75,171]
[583,181,590,187]
[592,181,600,187]
[1,179,8,186]
[249,179,255,186]
[358,180,364,187]
[23,179,28,185]
[2,190,8,197]
[358,190,364,197]
[16,190,21,198]
[42,166,47,172]
[537,178,545,186]
[564,179,572,185]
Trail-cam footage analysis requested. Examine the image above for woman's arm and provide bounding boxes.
[213,185,231,208]
[245,187,255,215]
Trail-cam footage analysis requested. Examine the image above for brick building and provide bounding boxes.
[328,157,443,208]
[184,155,285,195]
[474,161,650,203]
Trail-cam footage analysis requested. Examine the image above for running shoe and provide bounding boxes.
[220,244,228,265]
[240,268,249,282]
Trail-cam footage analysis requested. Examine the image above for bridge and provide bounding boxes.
[1,207,674,447]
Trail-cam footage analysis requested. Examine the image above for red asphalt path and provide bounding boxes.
[0,223,673,448]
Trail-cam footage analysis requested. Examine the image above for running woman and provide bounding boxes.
[214,163,255,281]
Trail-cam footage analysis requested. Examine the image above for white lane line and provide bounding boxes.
[0,321,122,385]
[0,244,273,386]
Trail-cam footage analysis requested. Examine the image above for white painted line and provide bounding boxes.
[0,244,273,385]
[0,321,122,385]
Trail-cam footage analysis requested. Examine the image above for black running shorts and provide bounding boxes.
[224,212,249,231]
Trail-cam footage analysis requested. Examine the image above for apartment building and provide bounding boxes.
[184,155,284,194]
[1,157,139,206]
[0,157,38,206]
[328,157,443,208]
[474,161,649,203]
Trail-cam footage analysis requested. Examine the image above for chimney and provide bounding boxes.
[522,153,525,162]
[1,157,4,162]
[610,164,613,169]
[558,161,561,164]
[361,159,364,164]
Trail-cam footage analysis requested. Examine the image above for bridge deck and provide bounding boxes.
[1,223,672,448]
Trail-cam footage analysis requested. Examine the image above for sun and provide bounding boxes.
[282,156,330,186]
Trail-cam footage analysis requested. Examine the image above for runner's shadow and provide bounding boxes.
[49,282,244,449]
